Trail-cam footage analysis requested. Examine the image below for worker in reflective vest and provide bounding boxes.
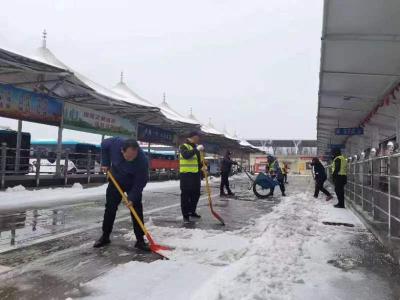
[331,148,348,208]
[266,155,286,197]
[179,131,203,224]
[281,163,289,184]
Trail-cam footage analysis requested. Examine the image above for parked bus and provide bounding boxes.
[0,128,31,174]
[145,150,179,179]
[30,140,99,174]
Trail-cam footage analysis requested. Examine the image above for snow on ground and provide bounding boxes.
[0,180,180,210]
[80,192,368,300]
[0,174,245,211]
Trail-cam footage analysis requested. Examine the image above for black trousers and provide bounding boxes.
[283,174,288,183]
[271,177,285,195]
[314,178,331,198]
[102,183,144,240]
[180,173,201,218]
[220,172,232,194]
[334,176,347,207]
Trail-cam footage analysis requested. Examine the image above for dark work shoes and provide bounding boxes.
[93,235,111,248]
[334,204,345,208]
[135,239,151,252]
[190,212,201,219]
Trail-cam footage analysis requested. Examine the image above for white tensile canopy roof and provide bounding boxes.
[111,78,200,133]
[0,38,168,126]
[158,98,199,126]
[239,138,260,152]
[188,112,224,136]
[317,0,400,154]
[30,43,166,123]
[222,126,239,142]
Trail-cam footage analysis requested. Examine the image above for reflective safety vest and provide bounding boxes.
[281,165,287,174]
[268,161,281,173]
[332,155,347,175]
[179,143,199,173]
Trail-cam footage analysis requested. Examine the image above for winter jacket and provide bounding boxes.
[101,137,148,202]
[220,156,237,174]
[313,161,327,182]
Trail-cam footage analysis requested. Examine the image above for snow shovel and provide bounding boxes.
[200,152,225,226]
[107,171,172,259]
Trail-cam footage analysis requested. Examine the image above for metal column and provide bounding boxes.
[14,120,22,173]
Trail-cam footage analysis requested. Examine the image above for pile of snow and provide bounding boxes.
[5,185,26,192]
[80,193,366,300]
[0,180,180,210]
[71,183,84,189]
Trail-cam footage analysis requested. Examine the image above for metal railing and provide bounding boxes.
[0,143,103,189]
[329,153,400,238]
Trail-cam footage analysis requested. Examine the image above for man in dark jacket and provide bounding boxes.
[179,131,203,223]
[331,148,347,208]
[94,137,149,250]
[220,150,238,196]
[311,157,332,201]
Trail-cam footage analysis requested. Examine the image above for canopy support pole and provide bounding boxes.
[56,110,64,177]
[14,120,22,173]
[147,142,151,180]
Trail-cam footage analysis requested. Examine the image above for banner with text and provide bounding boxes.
[335,127,364,136]
[0,83,62,126]
[64,102,137,138]
[138,124,176,144]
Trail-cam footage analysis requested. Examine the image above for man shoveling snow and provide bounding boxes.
[93,137,150,251]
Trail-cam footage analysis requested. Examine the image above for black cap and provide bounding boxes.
[122,139,139,151]
[187,131,201,138]
[331,148,341,157]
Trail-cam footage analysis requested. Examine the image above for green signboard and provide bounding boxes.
[63,102,137,138]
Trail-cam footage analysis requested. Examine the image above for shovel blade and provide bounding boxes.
[211,210,225,226]
[151,244,174,251]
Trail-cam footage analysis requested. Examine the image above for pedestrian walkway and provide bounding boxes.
[0,175,399,299]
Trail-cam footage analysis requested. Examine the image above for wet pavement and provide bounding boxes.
[0,176,399,299]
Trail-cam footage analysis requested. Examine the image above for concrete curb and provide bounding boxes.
[347,201,400,265]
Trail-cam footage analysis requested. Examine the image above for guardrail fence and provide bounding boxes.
[343,153,400,238]
[0,143,181,189]
[0,142,102,189]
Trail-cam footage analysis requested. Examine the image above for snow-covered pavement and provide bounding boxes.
[80,190,398,300]
[0,176,399,300]
[0,180,181,211]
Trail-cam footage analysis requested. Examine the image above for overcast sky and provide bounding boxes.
[0,0,323,143]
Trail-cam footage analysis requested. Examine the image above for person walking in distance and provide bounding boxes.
[94,137,149,251]
[282,163,289,184]
[220,150,238,197]
[311,157,333,201]
[179,131,203,223]
[331,148,347,208]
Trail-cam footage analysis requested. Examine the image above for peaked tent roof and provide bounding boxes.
[0,43,169,126]
[31,45,163,117]
[111,79,201,133]
[158,100,199,126]
[188,113,224,136]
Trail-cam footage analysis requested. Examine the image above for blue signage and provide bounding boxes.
[335,127,364,136]
[329,144,345,149]
[203,142,220,154]
[138,124,176,144]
